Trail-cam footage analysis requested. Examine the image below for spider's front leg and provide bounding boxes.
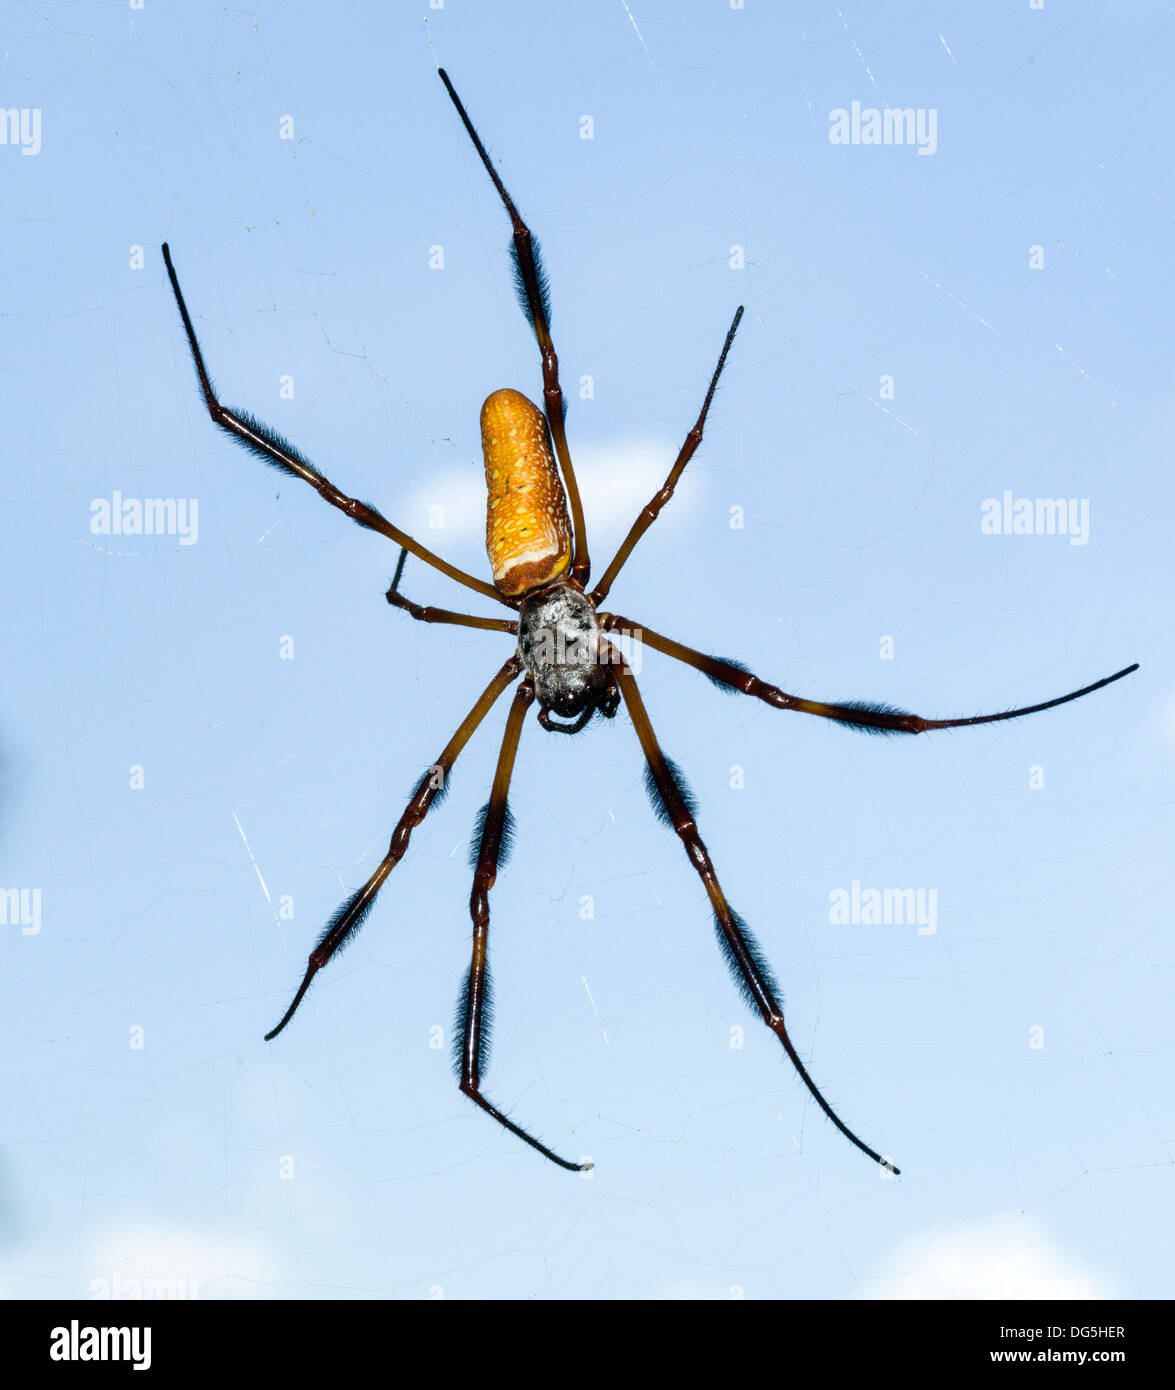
[456,677,591,1172]
[386,548,519,635]
[611,653,898,1173]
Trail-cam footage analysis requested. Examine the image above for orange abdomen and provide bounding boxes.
[480,388,571,597]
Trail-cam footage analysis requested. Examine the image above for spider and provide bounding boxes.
[162,69,1139,1175]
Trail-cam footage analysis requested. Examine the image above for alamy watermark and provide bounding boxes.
[980,491,1090,545]
[528,625,643,674]
[1,887,41,935]
[90,491,199,545]
[90,1270,199,1301]
[829,880,938,934]
[49,1321,151,1370]
[1,106,41,156]
[829,101,938,156]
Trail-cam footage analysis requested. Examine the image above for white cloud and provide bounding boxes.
[859,1215,1115,1300]
[402,435,698,546]
[651,1279,746,1300]
[83,1223,279,1301]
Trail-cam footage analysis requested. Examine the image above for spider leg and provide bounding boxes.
[386,548,519,635]
[613,655,898,1173]
[591,307,744,606]
[264,655,522,1040]
[603,614,1139,736]
[456,676,591,1172]
[438,70,590,587]
[161,243,507,607]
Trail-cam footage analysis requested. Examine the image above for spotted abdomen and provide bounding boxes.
[481,388,571,598]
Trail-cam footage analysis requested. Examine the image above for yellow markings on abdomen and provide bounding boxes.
[480,388,571,597]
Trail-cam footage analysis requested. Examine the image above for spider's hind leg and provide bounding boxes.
[437,69,590,586]
[160,244,506,606]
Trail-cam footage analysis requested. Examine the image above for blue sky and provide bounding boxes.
[1,1,1172,1299]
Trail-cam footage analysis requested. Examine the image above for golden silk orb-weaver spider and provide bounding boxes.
[162,69,1139,1175]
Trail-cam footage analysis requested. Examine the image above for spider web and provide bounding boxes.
[1,0,1172,1302]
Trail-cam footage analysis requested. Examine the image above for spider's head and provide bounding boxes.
[518,582,619,735]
